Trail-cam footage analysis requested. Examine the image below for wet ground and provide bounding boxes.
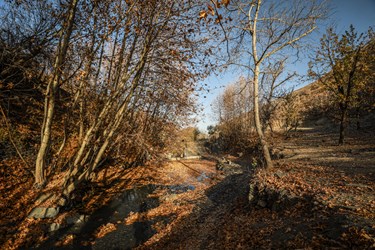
[38,185,159,249]
[28,126,375,249]
[36,159,221,249]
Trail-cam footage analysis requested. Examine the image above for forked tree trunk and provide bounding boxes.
[34,0,79,188]
[61,42,151,200]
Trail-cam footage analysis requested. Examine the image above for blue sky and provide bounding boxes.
[195,0,375,132]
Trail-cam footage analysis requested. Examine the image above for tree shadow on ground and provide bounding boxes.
[137,160,374,249]
[274,125,375,178]
[136,171,253,250]
[36,183,167,249]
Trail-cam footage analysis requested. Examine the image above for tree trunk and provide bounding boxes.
[34,0,79,188]
[356,108,361,130]
[251,0,273,169]
[338,106,347,145]
[253,64,273,168]
[35,84,55,187]
[61,44,150,199]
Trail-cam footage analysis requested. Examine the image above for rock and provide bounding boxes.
[57,197,67,207]
[168,184,195,194]
[66,214,87,225]
[28,207,60,219]
[279,189,288,197]
[49,223,61,232]
[36,193,55,204]
[216,161,243,176]
[257,200,267,208]
[248,181,306,212]
[248,183,257,202]
[162,194,178,202]
[274,170,286,179]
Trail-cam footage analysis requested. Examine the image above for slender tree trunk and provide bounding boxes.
[34,0,79,187]
[35,84,55,187]
[356,105,361,130]
[251,0,273,169]
[253,65,273,168]
[338,106,347,145]
[62,70,146,199]
[79,99,84,140]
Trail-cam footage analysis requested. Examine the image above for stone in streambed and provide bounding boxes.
[28,207,60,219]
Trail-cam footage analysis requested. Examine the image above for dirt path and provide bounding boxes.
[34,159,228,249]
[139,126,375,249]
[11,126,375,249]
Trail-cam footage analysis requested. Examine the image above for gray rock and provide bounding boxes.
[49,223,61,232]
[66,214,87,225]
[248,183,257,202]
[79,215,88,223]
[279,189,288,197]
[57,197,67,207]
[216,161,243,176]
[36,193,55,203]
[274,170,286,179]
[257,200,267,208]
[28,207,60,219]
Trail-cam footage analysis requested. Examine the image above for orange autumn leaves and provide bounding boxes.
[199,0,230,22]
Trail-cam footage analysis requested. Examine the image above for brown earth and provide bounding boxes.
[1,124,375,249]
[137,125,375,249]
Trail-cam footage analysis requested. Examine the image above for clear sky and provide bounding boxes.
[195,0,375,132]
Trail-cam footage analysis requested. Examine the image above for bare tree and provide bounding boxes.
[223,0,327,168]
[260,58,296,133]
[211,77,254,151]
[0,0,220,202]
[59,0,211,201]
[34,0,79,187]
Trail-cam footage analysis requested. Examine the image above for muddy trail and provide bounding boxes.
[33,159,243,249]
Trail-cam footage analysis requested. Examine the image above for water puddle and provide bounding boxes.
[168,184,195,194]
[197,172,209,182]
